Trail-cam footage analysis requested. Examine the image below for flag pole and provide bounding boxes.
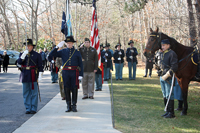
[66,0,69,36]
[24,18,27,50]
[75,0,77,48]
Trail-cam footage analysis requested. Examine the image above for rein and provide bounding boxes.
[145,32,161,52]
[177,49,198,72]
[160,48,197,72]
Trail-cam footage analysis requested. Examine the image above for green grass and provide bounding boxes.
[109,67,200,133]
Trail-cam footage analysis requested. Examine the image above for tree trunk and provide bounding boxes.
[143,9,149,39]
[48,0,55,45]
[138,11,145,62]
[12,11,19,51]
[187,0,197,46]
[195,0,200,48]
[34,0,40,49]
[0,27,7,49]
[0,0,12,49]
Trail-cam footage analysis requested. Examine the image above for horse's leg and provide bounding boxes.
[178,78,189,115]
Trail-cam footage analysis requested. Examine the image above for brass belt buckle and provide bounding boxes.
[26,67,30,70]
[68,67,71,69]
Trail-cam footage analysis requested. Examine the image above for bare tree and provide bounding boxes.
[0,0,12,49]
[187,0,197,46]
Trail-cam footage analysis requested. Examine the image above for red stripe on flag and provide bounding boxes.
[91,3,103,83]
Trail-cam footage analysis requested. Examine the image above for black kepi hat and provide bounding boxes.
[115,43,121,49]
[104,44,109,48]
[64,36,76,43]
[128,40,134,45]
[100,43,103,47]
[106,43,110,47]
[84,38,90,42]
[23,39,35,46]
[161,39,170,45]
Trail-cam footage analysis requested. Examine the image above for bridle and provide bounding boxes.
[145,32,162,53]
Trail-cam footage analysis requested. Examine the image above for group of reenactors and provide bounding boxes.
[17,36,139,114]
[17,36,190,120]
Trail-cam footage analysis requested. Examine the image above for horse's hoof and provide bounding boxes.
[181,112,187,116]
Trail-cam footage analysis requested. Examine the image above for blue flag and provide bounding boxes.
[61,11,68,37]
[66,14,72,36]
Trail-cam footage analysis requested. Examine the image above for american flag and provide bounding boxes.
[90,0,104,82]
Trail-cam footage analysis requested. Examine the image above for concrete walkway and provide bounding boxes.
[14,81,121,133]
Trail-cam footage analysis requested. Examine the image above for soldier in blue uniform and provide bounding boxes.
[160,39,178,118]
[107,43,113,79]
[17,39,43,114]
[102,44,112,81]
[113,43,125,80]
[126,40,138,80]
[48,36,83,112]
[49,45,59,83]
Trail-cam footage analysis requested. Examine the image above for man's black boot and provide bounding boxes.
[143,68,147,77]
[65,102,71,112]
[72,88,78,112]
[72,104,77,112]
[65,88,71,112]
[165,100,175,118]
[161,98,169,117]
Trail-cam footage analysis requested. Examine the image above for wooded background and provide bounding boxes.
[0,0,200,60]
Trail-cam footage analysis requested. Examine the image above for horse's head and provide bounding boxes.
[143,27,163,58]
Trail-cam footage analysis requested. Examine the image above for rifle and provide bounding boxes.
[118,35,121,64]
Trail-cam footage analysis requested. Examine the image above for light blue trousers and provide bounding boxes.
[22,82,38,112]
[128,62,137,80]
[160,77,174,100]
[95,74,102,90]
[104,67,110,80]
[115,63,123,80]
[51,72,58,82]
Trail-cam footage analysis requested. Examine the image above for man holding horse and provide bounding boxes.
[160,39,178,118]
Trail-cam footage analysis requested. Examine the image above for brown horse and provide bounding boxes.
[143,27,199,115]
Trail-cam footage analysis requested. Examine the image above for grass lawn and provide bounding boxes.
[109,66,200,133]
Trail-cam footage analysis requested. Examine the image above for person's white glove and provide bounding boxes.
[51,60,54,63]
[78,76,83,80]
[118,57,121,60]
[20,50,29,60]
[56,41,65,48]
[129,56,133,59]
[118,51,122,55]
[130,50,134,53]
[162,71,171,81]
[105,53,108,56]
[38,72,43,81]
[60,66,63,69]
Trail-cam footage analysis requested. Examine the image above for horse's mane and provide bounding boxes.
[161,32,193,53]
